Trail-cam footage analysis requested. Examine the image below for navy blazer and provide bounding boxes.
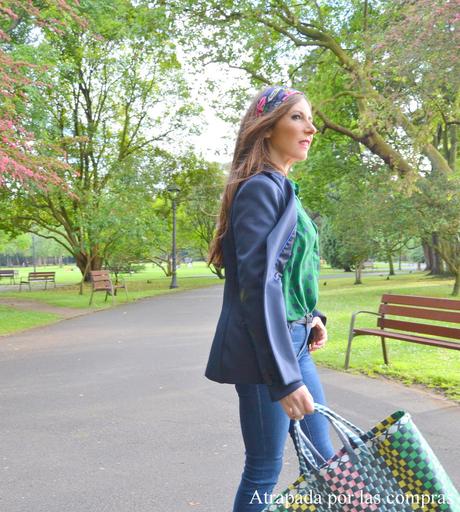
[205,167,327,402]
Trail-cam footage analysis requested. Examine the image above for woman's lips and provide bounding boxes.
[299,140,311,149]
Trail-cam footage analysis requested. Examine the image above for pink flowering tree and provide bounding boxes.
[0,0,84,188]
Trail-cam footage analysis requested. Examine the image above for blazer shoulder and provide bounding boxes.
[235,170,286,203]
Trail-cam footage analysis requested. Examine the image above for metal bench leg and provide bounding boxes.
[344,330,354,370]
[124,287,129,302]
[381,336,389,365]
[344,313,359,369]
[89,289,94,305]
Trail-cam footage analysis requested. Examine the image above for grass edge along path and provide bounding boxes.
[0,304,61,337]
[0,275,222,337]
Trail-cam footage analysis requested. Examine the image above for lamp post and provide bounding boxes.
[32,233,37,273]
[167,183,181,289]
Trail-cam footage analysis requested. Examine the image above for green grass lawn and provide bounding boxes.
[0,305,60,336]
[0,259,414,290]
[1,263,458,401]
[1,261,219,287]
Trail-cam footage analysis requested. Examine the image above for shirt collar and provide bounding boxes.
[288,178,300,196]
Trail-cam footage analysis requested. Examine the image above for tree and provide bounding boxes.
[172,159,226,277]
[325,169,379,284]
[0,0,84,187]
[172,0,460,292]
[173,0,457,178]
[2,0,203,280]
[412,171,460,295]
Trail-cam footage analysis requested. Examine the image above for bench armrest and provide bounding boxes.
[352,310,383,318]
[349,310,383,333]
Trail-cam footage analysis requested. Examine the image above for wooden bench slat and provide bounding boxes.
[381,293,460,311]
[377,318,460,340]
[91,275,112,282]
[379,304,460,324]
[353,328,460,350]
[93,282,112,290]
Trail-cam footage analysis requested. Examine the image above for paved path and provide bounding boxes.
[0,284,458,512]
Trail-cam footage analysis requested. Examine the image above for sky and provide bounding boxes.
[175,45,252,165]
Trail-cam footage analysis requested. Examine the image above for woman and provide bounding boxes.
[205,85,335,511]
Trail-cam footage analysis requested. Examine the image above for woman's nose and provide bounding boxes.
[305,123,317,135]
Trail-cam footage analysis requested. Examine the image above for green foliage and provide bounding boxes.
[2,0,203,278]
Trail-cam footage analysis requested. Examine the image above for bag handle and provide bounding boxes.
[292,403,371,473]
[313,404,368,452]
[314,403,366,437]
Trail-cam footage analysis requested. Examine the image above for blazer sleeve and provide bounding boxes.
[232,176,304,402]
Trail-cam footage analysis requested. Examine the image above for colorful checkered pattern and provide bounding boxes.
[263,410,460,512]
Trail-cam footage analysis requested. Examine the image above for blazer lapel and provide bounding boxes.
[264,172,297,276]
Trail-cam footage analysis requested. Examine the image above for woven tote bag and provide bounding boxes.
[263,403,460,511]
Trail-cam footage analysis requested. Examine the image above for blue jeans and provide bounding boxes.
[232,322,335,512]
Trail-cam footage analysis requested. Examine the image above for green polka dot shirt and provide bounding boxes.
[281,178,320,321]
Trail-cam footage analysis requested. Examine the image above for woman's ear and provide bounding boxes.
[265,129,272,139]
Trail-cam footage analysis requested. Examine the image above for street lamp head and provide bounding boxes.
[167,183,181,199]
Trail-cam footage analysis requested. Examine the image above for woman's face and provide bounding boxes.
[265,97,317,173]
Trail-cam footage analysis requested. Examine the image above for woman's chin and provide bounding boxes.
[296,151,309,162]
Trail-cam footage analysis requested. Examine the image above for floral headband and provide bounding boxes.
[255,86,304,117]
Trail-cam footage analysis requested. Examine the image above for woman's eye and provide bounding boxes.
[292,114,302,120]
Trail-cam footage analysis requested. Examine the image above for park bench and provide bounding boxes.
[89,270,129,305]
[19,271,56,291]
[344,293,460,369]
[0,269,17,285]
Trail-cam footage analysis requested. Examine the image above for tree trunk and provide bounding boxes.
[75,252,103,282]
[422,239,432,271]
[430,232,442,274]
[354,262,363,284]
[388,252,395,276]
[453,269,460,297]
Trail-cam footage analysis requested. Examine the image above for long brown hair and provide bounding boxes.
[207,87,308,269]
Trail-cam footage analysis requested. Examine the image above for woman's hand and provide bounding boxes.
[308,316,327,352]
[279,385,315,420]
